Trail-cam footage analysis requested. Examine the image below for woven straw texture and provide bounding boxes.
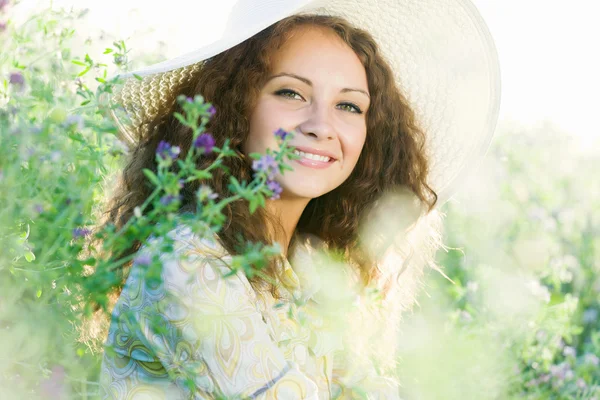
[106,63,202,145]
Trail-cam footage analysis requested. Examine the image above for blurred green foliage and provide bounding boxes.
[397,123,600,399]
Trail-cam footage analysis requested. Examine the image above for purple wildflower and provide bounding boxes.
[63,114,84,130]
[539,374,550,383]
[159,194,181,206]
[549,362,571,380]
[133,253,152,267]
[72,227,91,239]
[111,138,129,155]
[50,151,62,162]
[535,330,547,342]
[466,281,479,292]
[266,180,283,200]
[193,133,215,155]
[156,140,180,160]
[39,365,67,400]
[0,21,6,32]
[186,97,193,103]
[114,55,126,65]
[563,346,576,358]
[207,105,216,117]
[0,0,8,12]
[584,353,599,366]
[274,128,289,140]
[583,308,598,324]
[24,146,35,160]
[34,204,44,214]
[252,154,278,180]
[74,77,84,89]
[9,71,24,86]
[197,185,218,201]
[565,370,574,380]
[459,310,473,323]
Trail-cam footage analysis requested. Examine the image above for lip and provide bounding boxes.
[294,157,336,169]
[292,146,338,161]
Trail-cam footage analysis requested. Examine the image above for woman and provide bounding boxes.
[97,0,500,398]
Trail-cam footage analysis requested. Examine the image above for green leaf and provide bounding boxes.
[103,48,113,54]
[222,270,237,278]
[80,100,91,106]
[249,197,258,214]
[67,133,85,143]
[36,289,42,298]
[193,170,212,180]
[142,169,161,187]
[229,176,241,191]
[133,74,143,81]
[25,251,36,262]
[71,60,87,66]
[19,228,29,242]
[174,113,188,126]
[248,152,262,160]
[77,67,91,77]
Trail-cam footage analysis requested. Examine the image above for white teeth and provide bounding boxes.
[293,150,331,162]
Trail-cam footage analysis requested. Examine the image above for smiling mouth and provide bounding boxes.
[292,149,337,163]
[293,155,336,169]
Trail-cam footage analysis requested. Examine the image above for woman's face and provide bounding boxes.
[244,25,370,200]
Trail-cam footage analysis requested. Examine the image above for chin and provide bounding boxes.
[279,182,338,200]
[276,170,345,200]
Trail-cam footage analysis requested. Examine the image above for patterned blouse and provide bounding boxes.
[99,224,401,399]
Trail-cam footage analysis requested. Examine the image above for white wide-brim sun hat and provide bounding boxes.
[100,0,501,207]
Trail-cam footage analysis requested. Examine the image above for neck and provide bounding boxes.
[265,195,311,258]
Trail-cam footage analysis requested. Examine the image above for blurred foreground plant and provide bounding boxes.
[396,122,600,399]
[0,2,299,398]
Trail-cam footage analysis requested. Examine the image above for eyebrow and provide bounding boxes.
[267,72,370,99]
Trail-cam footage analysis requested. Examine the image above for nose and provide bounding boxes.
[296,102,335,141]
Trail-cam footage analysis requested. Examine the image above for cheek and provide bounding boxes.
[344,129,367,164]
[249,97,285,130]
[246,102,274,153]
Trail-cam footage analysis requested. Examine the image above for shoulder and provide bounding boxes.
[149,223,229,261]
[125,224,258,308]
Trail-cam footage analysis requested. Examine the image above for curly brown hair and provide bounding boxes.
[102,13,438,298]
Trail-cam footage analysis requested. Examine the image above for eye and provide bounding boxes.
[275,89,303,100]
[338,102,363,114]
